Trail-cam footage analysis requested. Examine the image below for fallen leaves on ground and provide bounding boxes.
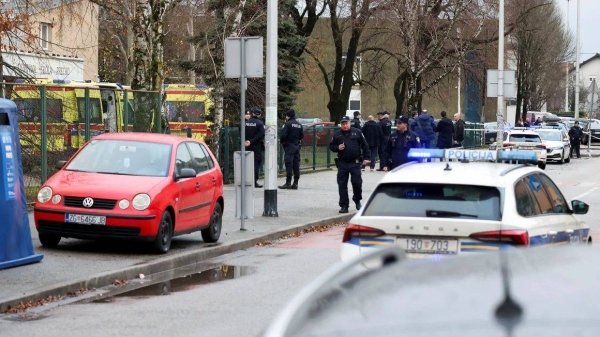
[3,287,95,314]
[254,221,347,247]
[112,279,128,286]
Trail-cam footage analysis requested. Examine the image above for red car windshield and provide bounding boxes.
[66,139,172,177]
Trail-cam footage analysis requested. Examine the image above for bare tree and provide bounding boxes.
[511,0,571,121]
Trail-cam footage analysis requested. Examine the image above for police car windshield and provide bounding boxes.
[66,140,172,177]
[536,131,562,141]
[363,183,501,221]
[507,134,541,143]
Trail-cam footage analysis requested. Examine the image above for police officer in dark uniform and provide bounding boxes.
[377,111,392,171]
[245,108,265,187]
[279,109,304,189]
[329,116,371,213]
[382,116,420,171]
[569,121,583,159]
[351,111,363,130]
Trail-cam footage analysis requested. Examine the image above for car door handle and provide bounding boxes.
[196,183,201,189]
[212,177,217,184]
[565,229,574,235]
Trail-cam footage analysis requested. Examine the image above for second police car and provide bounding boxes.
[340,148,590,261]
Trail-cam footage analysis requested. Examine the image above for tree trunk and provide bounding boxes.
[327,94,347,123]
[394,70,408,118]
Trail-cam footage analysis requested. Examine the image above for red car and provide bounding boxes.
[34,132,224,253]
[302,122,336,146]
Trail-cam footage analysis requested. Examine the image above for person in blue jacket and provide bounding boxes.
[411,109,436,148]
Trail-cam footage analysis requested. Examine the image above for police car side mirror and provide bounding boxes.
[571,200,589,215]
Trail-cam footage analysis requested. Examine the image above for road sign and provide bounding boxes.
[224,37,263,79]
[487,69,516,98]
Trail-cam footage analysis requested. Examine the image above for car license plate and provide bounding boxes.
[398,237,458,254]
[65,213,106,225]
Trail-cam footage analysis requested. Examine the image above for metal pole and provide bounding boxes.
[565,0,570,112]
[588,79,595,157]
[40,86,47,184]
[575,0,581,119]
[240,37,246,230]
[496,0,505,149]
[263,0,278,217]
[84,88,91,141]
[123,90,129,132]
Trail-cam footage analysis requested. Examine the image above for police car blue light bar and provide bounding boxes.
[408,148,538,163]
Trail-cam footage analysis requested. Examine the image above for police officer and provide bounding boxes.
[329,116,370,213]
[382,116,420,171]
[279,109,304,189]
[245,108,265,187]
[569,121,583,159]
[351,111,363,130]
[376,111,392,171]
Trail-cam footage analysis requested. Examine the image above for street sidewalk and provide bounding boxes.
[0,168,386,312]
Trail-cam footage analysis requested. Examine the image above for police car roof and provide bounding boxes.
[379,161,540,187]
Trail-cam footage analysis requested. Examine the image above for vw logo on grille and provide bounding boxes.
[82,197,94,208]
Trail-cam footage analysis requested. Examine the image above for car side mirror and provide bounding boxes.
[571,200,589,214]
[56,160,67,170]
[176,168,196,181]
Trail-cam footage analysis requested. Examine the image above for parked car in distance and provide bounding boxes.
[33,132,224,254]
[301,122,336,146]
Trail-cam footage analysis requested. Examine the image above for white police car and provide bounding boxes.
[534,127,571,164]
[489,128,547,169]
[340,148,590,261]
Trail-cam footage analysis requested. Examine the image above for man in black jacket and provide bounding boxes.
[435,111,454,149]
[569,121,583,158]
[376,111,392,171]
[244,108,265,187]
[361,115,383,171]
[351,111,363,130]
[453,113,465,147]
[279,109,304,189]
[329,116,370,213]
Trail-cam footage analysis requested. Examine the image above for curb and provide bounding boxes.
[0,213,355,312]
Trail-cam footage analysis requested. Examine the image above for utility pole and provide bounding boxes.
[565,0,570,112]
[496,0,505,148]
[263,0,278,217]
[575,0,581,119]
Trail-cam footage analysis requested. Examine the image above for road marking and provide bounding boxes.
[572,187,599,201]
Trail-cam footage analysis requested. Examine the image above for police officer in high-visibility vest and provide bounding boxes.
[569,121,583,159]
[279,109,304,189]
[329,116,371,213]
[382,116,420,171]
[245,108,265,187]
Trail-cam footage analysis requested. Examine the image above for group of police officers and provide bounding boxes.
[243,108,588,214]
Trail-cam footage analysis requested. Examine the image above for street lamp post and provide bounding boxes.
[565,0,570,112]
[263,0,278,217]
[496,0,505,148]
[574,0,581,119]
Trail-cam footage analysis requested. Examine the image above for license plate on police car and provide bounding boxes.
[398,237,458,254]
[65,213,106,225]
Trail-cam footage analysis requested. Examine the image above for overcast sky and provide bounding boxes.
[556,0,600,62]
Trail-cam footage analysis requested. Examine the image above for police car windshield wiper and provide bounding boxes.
[425,210,478,218]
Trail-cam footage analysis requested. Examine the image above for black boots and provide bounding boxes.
[279,177,292,189]
[279,176,299,189]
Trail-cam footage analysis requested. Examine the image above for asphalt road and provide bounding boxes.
[0,225,345,337]
[2,157,600,337]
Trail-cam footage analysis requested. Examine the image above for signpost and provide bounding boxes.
[225,36,263,230]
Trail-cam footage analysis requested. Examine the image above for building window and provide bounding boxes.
[589,76,597,83]
[40,23,49,50]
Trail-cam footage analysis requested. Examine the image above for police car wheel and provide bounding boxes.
[565,155,571,163]
[39,233,61,248]
[538,162,546,170]
[559,153,565,164]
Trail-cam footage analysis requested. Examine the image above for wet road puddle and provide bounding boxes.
[88,265,255,304]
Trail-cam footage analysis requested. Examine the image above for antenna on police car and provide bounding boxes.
[494,187,523,336]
